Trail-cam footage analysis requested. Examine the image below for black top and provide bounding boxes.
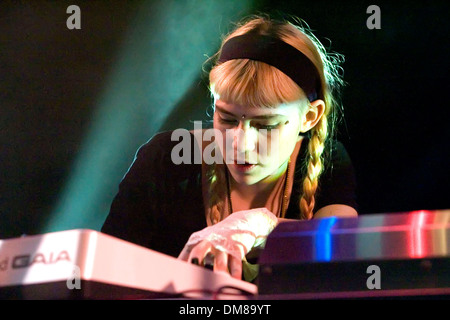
[101,130,357,258]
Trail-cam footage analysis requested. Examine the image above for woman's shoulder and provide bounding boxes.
[140,130,183,149]
[135,129,203,169]
[140,129,202,147]
[136,129,195,155]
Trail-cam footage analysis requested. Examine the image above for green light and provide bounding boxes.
[42,0,255,233]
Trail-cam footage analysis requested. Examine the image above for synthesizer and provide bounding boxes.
[0,229,257,299]
[258,210,450,299]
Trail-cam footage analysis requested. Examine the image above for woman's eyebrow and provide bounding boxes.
[214,105,236,117]
[214,105,282,120]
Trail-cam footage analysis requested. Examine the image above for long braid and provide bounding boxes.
[299,115,328,219]
[206,161,227,225]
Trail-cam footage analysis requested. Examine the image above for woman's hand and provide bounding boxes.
[178,239,243,279]
[177,208,278,279]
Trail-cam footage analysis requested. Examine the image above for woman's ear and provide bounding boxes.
[300,99,325,133]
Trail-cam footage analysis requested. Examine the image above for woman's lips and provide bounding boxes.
[232,162,257,173]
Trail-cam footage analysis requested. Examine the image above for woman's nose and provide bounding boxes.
[233,123,257,155]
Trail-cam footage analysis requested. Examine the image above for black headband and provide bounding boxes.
[218,33,322,101]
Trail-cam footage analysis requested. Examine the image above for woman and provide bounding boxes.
[101,15,358,281]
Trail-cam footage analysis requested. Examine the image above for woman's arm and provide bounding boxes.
[314,204,358,218]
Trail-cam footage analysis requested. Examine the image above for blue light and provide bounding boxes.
[315,216,338,261]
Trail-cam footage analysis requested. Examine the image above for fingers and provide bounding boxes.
[178,244,191,261]
[184,240,242,279]
[187,239,212,265]
[228,254,242,280]
[213,250,228,273]
[203,252,215,270]
[213,251,242,280]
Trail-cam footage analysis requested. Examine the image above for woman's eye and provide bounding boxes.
[254,123,280,131]
[218,117,238,125]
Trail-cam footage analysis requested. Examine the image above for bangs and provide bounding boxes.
[209,59,305,108]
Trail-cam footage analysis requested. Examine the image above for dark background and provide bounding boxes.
[1,0,449,239]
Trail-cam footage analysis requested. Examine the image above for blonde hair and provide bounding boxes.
[206,15,345,223]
